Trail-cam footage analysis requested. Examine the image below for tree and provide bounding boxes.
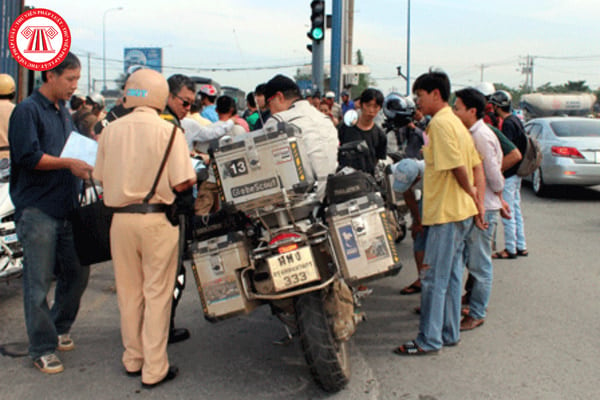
[563,80,591,92]
[351,49,375,99]
[493,82,525,106]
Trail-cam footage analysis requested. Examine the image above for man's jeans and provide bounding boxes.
[502,175,527,254]
[465,210,499,320]
[17,208,90,359]
[416,218,473,351]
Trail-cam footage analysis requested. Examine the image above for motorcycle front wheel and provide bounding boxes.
[0,256,23,283]
[295,290,350,393]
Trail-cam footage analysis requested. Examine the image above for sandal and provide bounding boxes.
[400,282,421,295]
[492,249,517,259]
[393,340,438,356]
[516,249,529,257]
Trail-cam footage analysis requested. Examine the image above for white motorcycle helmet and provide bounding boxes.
[474,82,496,98]
[86,92,105,110]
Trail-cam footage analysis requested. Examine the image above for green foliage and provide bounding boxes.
[351,49,375,99]
[493,80,596,107]
[534,80,591,93]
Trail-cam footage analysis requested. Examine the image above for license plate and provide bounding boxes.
[267,246,320,291]
[2,233,17,244]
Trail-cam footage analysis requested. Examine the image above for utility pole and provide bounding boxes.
[520,55,535,92]
[406,0,411,96]
[87,52,92,94]
[344,0,354,67]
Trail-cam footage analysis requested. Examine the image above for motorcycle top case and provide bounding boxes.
[326,170,378,204]
[326,193,401,283]
[190,232,258,321]
[212,122,313,212]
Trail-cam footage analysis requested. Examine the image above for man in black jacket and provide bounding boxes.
[490,90,528,259]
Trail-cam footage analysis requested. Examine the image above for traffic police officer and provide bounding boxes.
[93,69,196,388]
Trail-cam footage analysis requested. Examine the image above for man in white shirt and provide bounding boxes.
[263,74,338,201]
[452,87,508,331]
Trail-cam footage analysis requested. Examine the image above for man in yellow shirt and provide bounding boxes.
[394,70,485,355]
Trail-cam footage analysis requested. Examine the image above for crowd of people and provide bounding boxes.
[1,52,532,387]
[391,72,529,355]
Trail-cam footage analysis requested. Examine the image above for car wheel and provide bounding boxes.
[532,168,548,197]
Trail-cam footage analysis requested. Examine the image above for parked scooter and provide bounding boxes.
[0,159,22,283]
[189,123,401,392]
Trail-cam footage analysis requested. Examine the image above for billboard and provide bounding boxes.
[123,47,162,73]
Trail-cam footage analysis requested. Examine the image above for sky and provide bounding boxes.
[21,0,600,96]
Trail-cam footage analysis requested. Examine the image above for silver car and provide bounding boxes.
[523,117,600,196]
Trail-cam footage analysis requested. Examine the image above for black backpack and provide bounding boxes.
[337,140,375,175]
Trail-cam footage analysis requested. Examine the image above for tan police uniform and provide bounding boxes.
[0,100,15,158]
[93,106,195,384]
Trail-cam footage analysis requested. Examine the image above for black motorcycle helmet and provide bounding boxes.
[489,90,512,109]
[382,93,416,129]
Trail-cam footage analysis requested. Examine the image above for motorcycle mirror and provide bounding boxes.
[343,110,358,127]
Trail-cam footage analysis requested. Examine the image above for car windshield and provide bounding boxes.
[550,120,600,137]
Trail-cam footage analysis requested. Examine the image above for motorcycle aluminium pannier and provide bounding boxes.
[212,122,313,212]
[190,232,259,321]
[326,193,402,283]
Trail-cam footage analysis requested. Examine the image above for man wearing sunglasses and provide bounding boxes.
[161,75,196,129]
[164,75,232,151]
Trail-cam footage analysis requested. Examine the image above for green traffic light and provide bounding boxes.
[311,27,324,40]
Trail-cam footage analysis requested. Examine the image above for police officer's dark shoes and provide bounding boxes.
[141,366,178,389]
[168,328,190,344]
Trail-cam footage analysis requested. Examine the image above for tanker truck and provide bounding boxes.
[519,93,597,120]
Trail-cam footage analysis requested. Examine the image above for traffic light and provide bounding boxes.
[308,0,325,42]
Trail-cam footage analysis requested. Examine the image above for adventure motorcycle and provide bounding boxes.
[188,122,402,392]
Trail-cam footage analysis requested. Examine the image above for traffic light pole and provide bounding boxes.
[309,0,325,94]
[311,40,324,95]
[330,0,343,100]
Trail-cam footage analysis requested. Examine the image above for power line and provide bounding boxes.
[73,52,309,73]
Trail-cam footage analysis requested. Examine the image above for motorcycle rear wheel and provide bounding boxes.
[295,290,350,393]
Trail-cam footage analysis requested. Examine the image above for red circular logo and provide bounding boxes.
[8,8,71,71]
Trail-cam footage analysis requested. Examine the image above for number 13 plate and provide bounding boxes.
[267,246,320,292]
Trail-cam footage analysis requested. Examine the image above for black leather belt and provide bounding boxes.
[112,203,168,214]
[0,146,9,151]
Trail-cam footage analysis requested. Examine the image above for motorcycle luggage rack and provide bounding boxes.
[239,266,336,301]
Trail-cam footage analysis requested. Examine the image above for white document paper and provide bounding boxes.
[60,131,98,167]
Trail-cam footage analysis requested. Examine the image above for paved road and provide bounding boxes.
[1,184,599,399]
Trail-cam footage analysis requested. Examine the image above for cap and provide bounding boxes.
[341,91,349,97]
[325,91,335,99]
[198,84,217,97]
[264,74,298,102]
[392,159,423,193]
